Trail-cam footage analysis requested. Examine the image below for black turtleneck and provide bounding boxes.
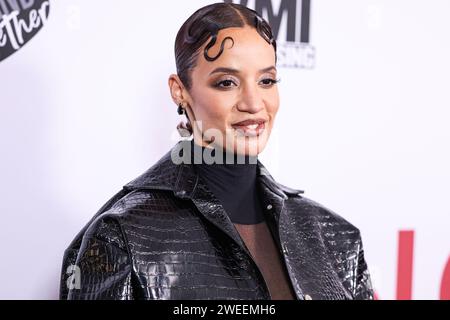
[188,139,265,225]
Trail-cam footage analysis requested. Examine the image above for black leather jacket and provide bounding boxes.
[59,140,374,300]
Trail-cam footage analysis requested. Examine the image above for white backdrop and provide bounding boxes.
[0,0,448,300]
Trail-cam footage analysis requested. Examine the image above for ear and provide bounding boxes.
[168,74,193,106]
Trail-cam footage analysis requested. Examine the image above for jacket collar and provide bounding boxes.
[123,140,304,200]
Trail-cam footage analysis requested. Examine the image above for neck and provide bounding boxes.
[188,139,264,225]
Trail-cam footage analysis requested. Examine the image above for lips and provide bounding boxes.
[232,119,267,126]
[231,119,267,137]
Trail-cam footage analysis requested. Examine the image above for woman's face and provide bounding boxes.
[174,26,280,157]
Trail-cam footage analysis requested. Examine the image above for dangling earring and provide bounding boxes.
[177,121,192,138]
[177,102,192,137]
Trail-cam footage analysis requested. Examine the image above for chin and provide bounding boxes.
[211,127,271,157]
[224,134,269,157]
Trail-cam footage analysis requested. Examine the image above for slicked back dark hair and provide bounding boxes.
[175,2,277,91]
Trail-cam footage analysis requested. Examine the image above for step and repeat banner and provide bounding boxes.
[0,0,448,300]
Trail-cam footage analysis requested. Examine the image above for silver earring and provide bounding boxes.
[177,121,192,138]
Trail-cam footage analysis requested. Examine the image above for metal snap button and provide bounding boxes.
[304,294,313,300]
[266,204,273,210]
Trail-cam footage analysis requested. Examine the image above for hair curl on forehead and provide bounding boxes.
[175,3,277,91]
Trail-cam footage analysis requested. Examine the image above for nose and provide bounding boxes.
[236,82,265,114]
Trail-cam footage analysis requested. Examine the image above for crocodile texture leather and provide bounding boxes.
[59,140,374,300]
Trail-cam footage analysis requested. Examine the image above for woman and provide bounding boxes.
[60,2,374,300]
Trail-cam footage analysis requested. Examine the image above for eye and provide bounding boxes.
[260,78,281,87]
[214,78,238,89]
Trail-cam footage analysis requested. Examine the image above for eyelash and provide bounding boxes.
[213,78,281,89]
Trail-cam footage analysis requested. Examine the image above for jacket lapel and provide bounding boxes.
[279,197,352,300]
[257,162,352,299]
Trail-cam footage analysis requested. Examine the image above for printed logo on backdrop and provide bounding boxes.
[224,0,315,69]
[0,0,50,63]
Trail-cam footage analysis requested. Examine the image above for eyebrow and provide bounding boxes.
[209,66,277,76]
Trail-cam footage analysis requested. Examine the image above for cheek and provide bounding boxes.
[266,92,280,117]
[193,90,234,127]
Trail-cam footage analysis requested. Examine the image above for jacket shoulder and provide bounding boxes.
[293,195,362,238]
[63,187,192,254]
[71,187,186,245]
[60,187,188,299]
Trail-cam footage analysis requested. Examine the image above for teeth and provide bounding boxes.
[246,124,259,130]
[232,123,265,137]
[233,122,265,137]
